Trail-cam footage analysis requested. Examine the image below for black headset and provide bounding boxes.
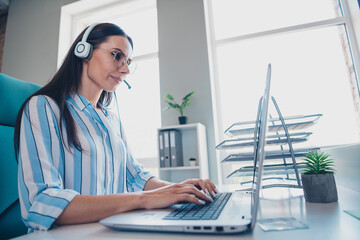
[74,23,99,59]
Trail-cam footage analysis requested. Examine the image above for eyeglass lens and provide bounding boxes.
[111,51,136,73]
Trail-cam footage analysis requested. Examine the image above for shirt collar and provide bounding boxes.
[67,92,91,111]
[67,92,109,116]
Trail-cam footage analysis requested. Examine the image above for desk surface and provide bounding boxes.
[14,185,360,240]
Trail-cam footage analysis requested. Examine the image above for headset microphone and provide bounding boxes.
[123,80,131,89]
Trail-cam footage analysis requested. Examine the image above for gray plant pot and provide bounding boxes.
[301,173,338,203]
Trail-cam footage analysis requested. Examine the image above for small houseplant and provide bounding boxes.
[164,91,195,125]
[301,151,338,203]
[189,157,196,167]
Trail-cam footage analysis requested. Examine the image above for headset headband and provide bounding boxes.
[74,23,99,59]
[81,23,98,43]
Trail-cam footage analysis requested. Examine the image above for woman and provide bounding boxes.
[15,23,217,232]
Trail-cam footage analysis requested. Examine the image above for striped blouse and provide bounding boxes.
[18,92,153,232]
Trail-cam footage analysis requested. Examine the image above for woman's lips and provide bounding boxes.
[111,76,122,84]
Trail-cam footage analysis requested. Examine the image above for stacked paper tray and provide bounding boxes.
[227,162,307,178]
[216,132,312,150]
[224,114,322,137]
[221,148,319,162]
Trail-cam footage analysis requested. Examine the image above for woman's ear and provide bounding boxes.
[81,58,91,71]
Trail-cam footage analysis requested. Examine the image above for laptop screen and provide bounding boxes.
[250,63,272,230]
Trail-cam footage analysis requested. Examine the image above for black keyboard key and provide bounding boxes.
[163,192,232,220]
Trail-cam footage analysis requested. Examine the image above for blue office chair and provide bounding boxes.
[0,73,41,239]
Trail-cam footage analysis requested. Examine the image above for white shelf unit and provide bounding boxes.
[157,123,209,183]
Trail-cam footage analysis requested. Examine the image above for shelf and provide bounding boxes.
[158,123,200,131]
[157,123,209,182]
[160,166,200,171]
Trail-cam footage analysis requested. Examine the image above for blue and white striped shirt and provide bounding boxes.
[18,92,153,231]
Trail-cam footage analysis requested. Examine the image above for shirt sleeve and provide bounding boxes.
[116,115,153,192]
[126,151,154,192]
[18,96,79,231]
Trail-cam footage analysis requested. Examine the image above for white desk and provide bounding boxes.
[13,185,360,240]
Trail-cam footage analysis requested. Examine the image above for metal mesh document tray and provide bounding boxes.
[216,94,322,189]
[216,132,312,150]
[224,114,322,137]
[227,162,307,178]
[221,147,320,163]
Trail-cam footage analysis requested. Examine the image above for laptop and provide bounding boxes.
[100,63,272,234]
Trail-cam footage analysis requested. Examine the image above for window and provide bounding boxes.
[59,0,161,174]
[207,0,360,183]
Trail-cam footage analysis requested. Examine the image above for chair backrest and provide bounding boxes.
[0,73,41,239]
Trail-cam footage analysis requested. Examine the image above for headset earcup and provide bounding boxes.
[74,41,93,59]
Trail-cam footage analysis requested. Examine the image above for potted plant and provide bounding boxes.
[301,151,338,203]
[164,91,195,125]
[189,157,197,167]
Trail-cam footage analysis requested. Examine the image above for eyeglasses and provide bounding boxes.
[97,47,137,74]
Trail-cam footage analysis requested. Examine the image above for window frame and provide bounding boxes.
[204,0,360,184]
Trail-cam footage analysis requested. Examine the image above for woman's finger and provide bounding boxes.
[196,180,207,194]
[182,179,207,193]
[181,178,218,198]
[204,181,217,197]
[176,193,206,205]
[175,184,213,202]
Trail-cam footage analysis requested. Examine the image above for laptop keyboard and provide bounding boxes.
[163,192,232,220]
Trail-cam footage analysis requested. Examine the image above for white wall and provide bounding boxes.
[157,0,218,183]
[2,0,77,86]
[322,144,360,192]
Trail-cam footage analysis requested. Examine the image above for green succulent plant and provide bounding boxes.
[164,91,195,117]
[302,151,335,175]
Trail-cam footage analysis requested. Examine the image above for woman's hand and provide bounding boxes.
[181,178,218,197]
[141,182,214,210]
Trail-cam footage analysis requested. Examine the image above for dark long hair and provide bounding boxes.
[14,23,133,153]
